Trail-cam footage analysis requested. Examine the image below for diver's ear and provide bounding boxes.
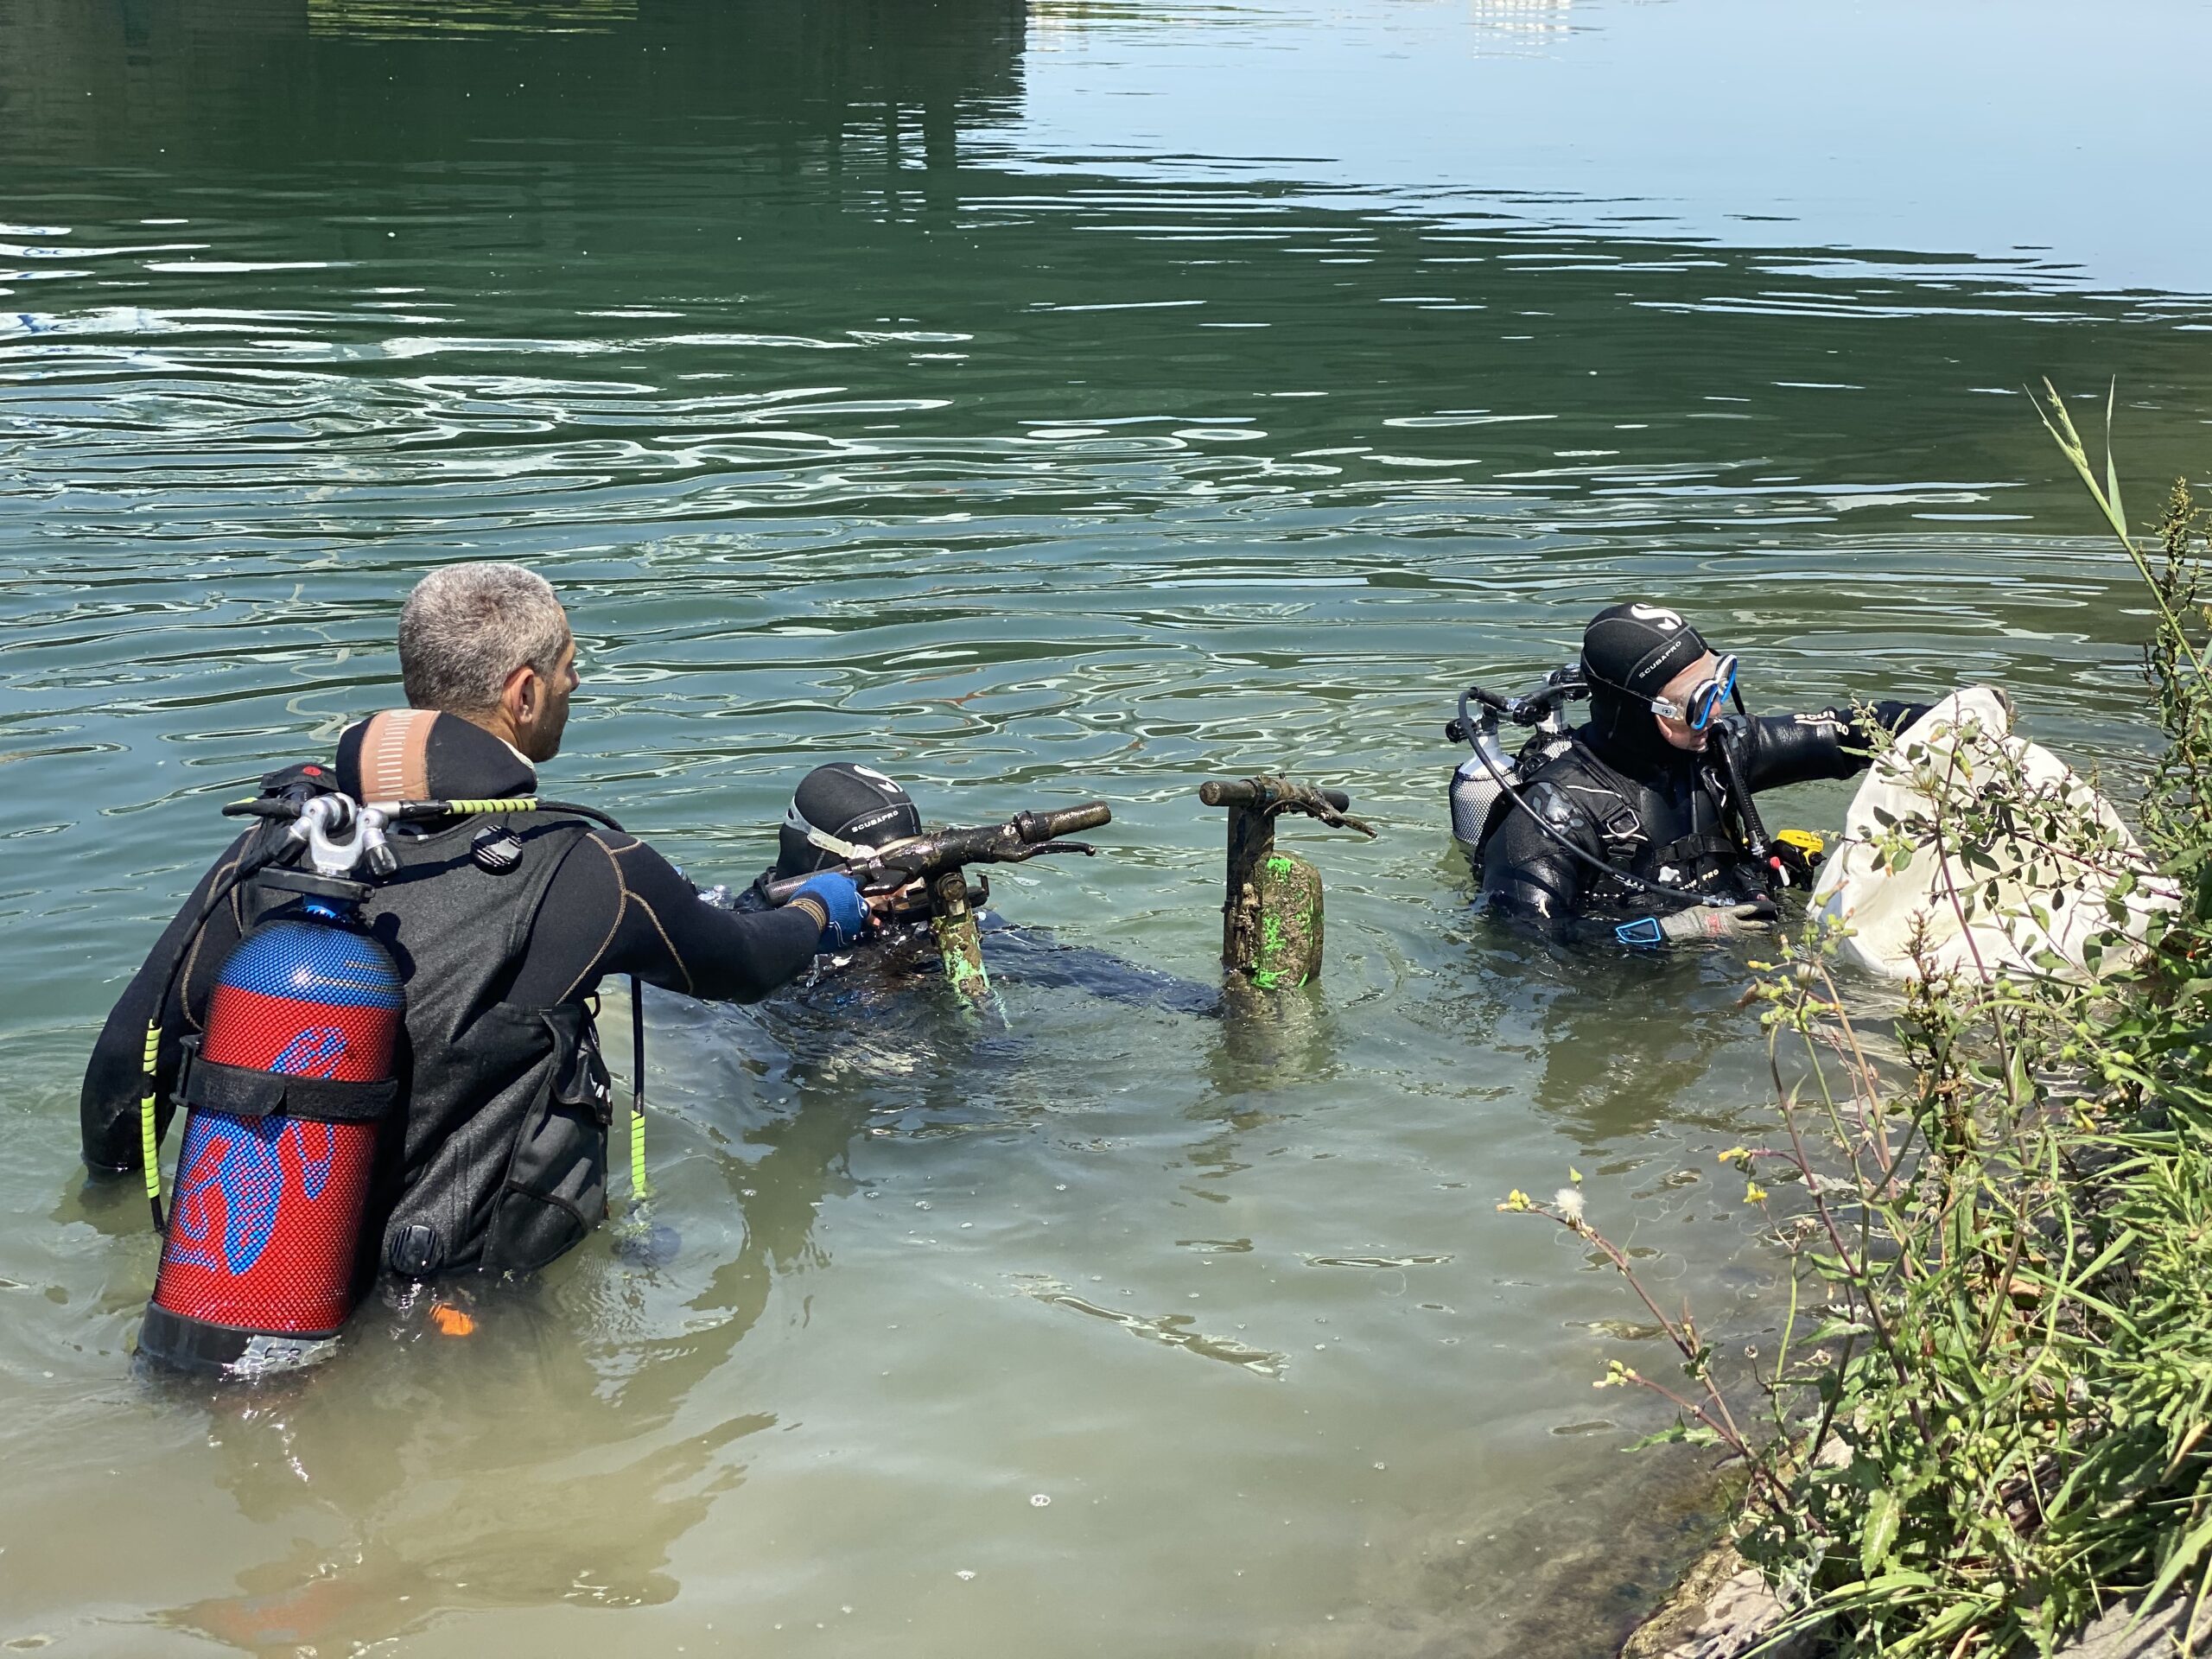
[500,660,542,725]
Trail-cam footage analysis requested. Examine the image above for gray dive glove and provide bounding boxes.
[1613,899,1777,948]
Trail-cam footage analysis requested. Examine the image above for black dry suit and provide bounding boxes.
[1476,604,1929,937]
[80,712,821,1278]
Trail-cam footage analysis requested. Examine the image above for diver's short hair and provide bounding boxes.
[398,563,569,715]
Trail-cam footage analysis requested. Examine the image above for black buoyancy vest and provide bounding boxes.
[1522,738,1764,906]
[244,807,605,1279]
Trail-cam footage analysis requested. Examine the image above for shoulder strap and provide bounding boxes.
[496,812,599,964]
[1551,740,1659,848]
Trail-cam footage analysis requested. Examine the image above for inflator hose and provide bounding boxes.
[135,833,293,1230]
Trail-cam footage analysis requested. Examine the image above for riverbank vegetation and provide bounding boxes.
[1507,386,2212,1656]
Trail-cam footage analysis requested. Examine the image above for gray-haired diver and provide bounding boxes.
[80,563,878,1300]
[724,762,1218,1015]
[1452,602,1933,946]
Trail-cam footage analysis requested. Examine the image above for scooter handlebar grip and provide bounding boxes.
[1027,803,1110,839]
[1198,781,1351,811]
[757,872,810,906]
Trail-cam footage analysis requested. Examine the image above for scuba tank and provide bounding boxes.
[135,789,405,1376]
[132,773,644,1375]
[1448,728,1519,861]
[1446,667,1584,868]
[139,864,403,1376]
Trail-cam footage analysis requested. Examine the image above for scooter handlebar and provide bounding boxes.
[1015,803,1112,840]
[1198,779,1351,811]
[757,802,1113,906]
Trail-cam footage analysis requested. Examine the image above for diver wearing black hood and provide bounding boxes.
[1477,602,1931,944]
[731,762,1218,1014]
[725,762,942,974]
[763,762,926,893]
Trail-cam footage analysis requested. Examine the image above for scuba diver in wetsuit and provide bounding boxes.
[729,761,1217,1014]
[721,761,936,977]
[79,563,880,1290]
[1464,602,1933,946]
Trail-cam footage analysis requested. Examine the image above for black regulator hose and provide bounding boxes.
[537,799,626,835]
[1709,721,1778,892]
[1457,687,1721,910]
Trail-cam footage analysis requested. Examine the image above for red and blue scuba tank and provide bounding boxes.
[138,864,404,1376]
[132,764,642,1375]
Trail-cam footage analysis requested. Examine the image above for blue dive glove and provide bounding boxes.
[789,871,868,950]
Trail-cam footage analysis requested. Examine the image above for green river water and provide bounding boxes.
[4,2,2211,1654]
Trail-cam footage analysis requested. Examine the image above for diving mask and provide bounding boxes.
[1649,653,1738,732]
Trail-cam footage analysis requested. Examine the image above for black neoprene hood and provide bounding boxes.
[1578,602,1714,770]
[774,762,922,879]
[1580,602,1709,702]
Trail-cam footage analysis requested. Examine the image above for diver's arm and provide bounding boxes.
[1478,781,1589,937]
[79,835,254,1174]
[1733,702,1931,792]
[517,830,823,1007]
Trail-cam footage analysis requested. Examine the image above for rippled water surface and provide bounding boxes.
[5,2,2211,1654]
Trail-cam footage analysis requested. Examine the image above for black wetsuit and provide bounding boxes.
[80,716,820,1274]
[1479,701,1928,936]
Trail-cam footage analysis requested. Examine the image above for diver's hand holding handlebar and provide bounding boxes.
[756,802,1113,908]
[787,872,869,950]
